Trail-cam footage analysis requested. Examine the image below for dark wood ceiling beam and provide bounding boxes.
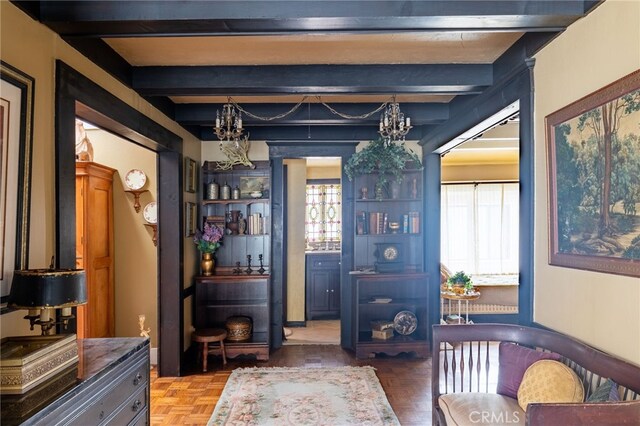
[174,103,448,126]
[31,1,587,36]
[200,125,429,142]
[132,65,492,96]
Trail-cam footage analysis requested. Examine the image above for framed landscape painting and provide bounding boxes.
[546,69,640,277]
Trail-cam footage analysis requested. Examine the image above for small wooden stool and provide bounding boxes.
[192,328,227,372]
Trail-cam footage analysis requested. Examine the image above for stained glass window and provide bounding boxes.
[305,183,342,243]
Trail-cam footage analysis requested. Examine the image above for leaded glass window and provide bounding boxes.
[305,183,342,243]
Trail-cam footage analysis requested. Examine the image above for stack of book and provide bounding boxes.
[356,210,420,235]
[370,320,395,340]
[402,211,420,234]
[206,215,226,232]
[247,213,268,235]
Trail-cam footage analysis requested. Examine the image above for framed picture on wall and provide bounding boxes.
[185,202,197,237]
[184,157,197,193]
[545,69,640,277]
[0,61,34,308]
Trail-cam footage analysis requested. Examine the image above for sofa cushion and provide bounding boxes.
[497,342,561,398]
[439,393,525,426]
[587,379,621,402]
[517,360,584,411]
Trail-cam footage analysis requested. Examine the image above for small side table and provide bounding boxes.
[440,291,481,324]
[192,328,228,372]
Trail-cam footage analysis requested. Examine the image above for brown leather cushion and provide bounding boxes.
[439,393,525,426]
[517,360,584,412]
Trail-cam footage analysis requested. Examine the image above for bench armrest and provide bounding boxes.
[526,401,640,425]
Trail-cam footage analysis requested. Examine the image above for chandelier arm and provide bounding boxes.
[230,97,309,121]
[317,96,391,119]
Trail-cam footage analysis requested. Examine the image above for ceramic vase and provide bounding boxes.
[201,252,215,276]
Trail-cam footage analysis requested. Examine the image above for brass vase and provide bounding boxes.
[201,252,215,276]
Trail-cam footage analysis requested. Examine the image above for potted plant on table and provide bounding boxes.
[194,222,223,276]
[446,271,474,295]
[344,138,422,199]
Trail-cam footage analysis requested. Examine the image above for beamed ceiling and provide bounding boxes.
[14,0,602,142]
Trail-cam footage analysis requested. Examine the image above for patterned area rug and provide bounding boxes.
[208,366,400,425]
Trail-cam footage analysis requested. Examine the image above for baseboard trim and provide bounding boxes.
[285,321,306,327]
[150,347,158,365]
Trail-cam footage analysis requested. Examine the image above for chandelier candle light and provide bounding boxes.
[379,96,412,144]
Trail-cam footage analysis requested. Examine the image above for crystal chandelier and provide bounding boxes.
[215,101,245,142]
[378,96,412,144]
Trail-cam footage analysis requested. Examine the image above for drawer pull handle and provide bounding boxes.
[133,372,143,386]
[326,289,329,293]
[132,399,142,412]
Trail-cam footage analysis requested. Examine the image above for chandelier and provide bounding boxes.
[378,96,412,144]
[215,101,245,142]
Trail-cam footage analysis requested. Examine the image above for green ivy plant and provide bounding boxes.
[344,138,422,198]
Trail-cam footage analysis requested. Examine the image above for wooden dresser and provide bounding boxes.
[1,337,150,425]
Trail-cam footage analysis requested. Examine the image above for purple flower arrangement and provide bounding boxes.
[193,222,223,253]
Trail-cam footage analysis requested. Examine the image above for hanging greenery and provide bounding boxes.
[344,138,422,197]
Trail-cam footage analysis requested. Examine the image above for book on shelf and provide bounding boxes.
[368,296,393,304]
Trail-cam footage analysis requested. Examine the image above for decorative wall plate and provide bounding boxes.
[393,310,417,335]
[124,169,147,190]
[143,201,157,224]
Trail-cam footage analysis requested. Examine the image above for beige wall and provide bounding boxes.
[88,129,158,347]
[0,3,200,346]
[284,159,307,322]
[442,163,518,182]
[307,165,341,180]
[533,0,640,364]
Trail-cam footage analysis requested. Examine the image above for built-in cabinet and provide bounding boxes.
[305,253,340,320]
[75,162,116,339]
[194,161,271,359]
[348,165,429,358]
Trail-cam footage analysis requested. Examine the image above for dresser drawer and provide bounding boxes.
[105,386,148,425]
[72,360,149,425]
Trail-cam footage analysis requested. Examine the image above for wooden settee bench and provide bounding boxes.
[432,324,640,425]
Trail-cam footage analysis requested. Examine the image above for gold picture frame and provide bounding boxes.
[185,202,197,237]
[184,157,197,193]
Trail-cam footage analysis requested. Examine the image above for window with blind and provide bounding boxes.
[441,183,519,274]
[305,183,342,243]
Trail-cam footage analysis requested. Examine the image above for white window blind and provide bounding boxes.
[441,183,519,274]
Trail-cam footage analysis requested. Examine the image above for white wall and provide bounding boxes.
[533,0,640,364]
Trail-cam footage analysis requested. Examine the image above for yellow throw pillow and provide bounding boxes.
[517,359,584,411]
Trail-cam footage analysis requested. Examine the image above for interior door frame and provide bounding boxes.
[267,142,357,349]
[55,61,184,376]
[422,60,536,338]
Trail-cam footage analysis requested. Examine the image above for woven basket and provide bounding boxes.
[225,316,252,341]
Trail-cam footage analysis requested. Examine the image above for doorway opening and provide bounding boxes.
[74,119,159,360]
[283,157,342,345]
[439,105,520,324]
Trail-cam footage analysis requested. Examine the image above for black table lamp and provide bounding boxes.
[8,268,87,335]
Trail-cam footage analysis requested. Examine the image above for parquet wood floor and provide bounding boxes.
[150,345,432,425]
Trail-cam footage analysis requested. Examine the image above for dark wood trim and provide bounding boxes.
[201,126,411,142]
[175,103,448,126]
[268,142,357,350]
[282,164,288,329]
[31,1,586,36]
[55,61,184,377]
[132,64,491,96]
[61,37,132,86]
[307,179,341,185]
[423,153,441,343]
[284,321,306,328]
[182,285,195,299]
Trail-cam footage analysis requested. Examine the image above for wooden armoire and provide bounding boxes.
[75,162,116,338]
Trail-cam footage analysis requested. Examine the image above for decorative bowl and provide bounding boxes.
[250,191,263,198]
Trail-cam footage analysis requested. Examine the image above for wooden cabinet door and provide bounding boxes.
[76,163,115,339]
[308,270,331,314]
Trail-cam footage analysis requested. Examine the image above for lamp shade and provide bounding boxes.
[8,269,87,309]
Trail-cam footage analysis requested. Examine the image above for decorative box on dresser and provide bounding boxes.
[349,165,429,358]
[195,161,271,360]
[1,338,150,425]
[75,162,116,339]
